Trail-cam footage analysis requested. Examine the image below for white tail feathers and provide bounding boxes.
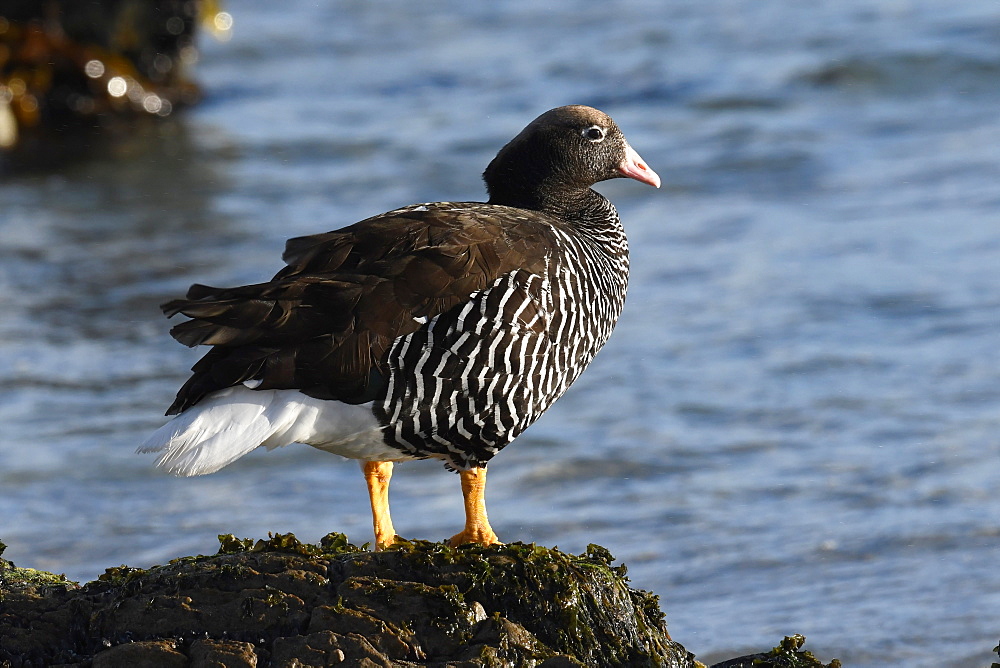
[138,386,395,476]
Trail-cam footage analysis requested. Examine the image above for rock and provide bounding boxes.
[189,639,258,668]
[0,0,205,146]
[0,533,695,667]
[92,639,188,668]
[708,635,841,668]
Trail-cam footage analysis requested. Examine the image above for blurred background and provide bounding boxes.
[2,1,999,666]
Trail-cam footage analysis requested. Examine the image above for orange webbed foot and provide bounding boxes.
[448,527,502,548]
[374,534,405,551]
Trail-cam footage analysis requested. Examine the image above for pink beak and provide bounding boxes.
[618,143,661,188]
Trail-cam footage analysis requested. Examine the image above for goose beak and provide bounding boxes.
[618,143,661,188]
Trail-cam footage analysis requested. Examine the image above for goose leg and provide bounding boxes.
[363,460,398,550]
[449,466,501,547]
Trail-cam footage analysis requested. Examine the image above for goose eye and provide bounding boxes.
[582,125,605,142]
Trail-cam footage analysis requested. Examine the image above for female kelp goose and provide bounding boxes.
[141,105,660,549]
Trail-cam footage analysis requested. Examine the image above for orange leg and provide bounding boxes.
[363,460,398,550]
[449,466,502,547]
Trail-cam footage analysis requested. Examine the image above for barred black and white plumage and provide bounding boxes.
[377,202,630,470]
[140,105,660,549]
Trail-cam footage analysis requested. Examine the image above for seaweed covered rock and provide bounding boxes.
[0,533,695,667]
[0,0,223,150]
[708,635,841,668]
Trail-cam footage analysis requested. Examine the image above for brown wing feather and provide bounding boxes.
[163,204,557,414]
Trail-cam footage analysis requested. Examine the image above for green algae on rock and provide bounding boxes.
[0,533,695,667]
[708,635,841,668]
[0,540,77,591]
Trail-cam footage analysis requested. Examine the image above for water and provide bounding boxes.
[2,1,999,665]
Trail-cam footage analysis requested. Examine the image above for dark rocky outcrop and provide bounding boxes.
[708,635,841,668]
[1,534,696,667]
[0,0,204,130]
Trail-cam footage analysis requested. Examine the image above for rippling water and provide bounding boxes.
[2,1,999,665]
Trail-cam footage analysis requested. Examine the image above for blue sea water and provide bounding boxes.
[1,1,999,665]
